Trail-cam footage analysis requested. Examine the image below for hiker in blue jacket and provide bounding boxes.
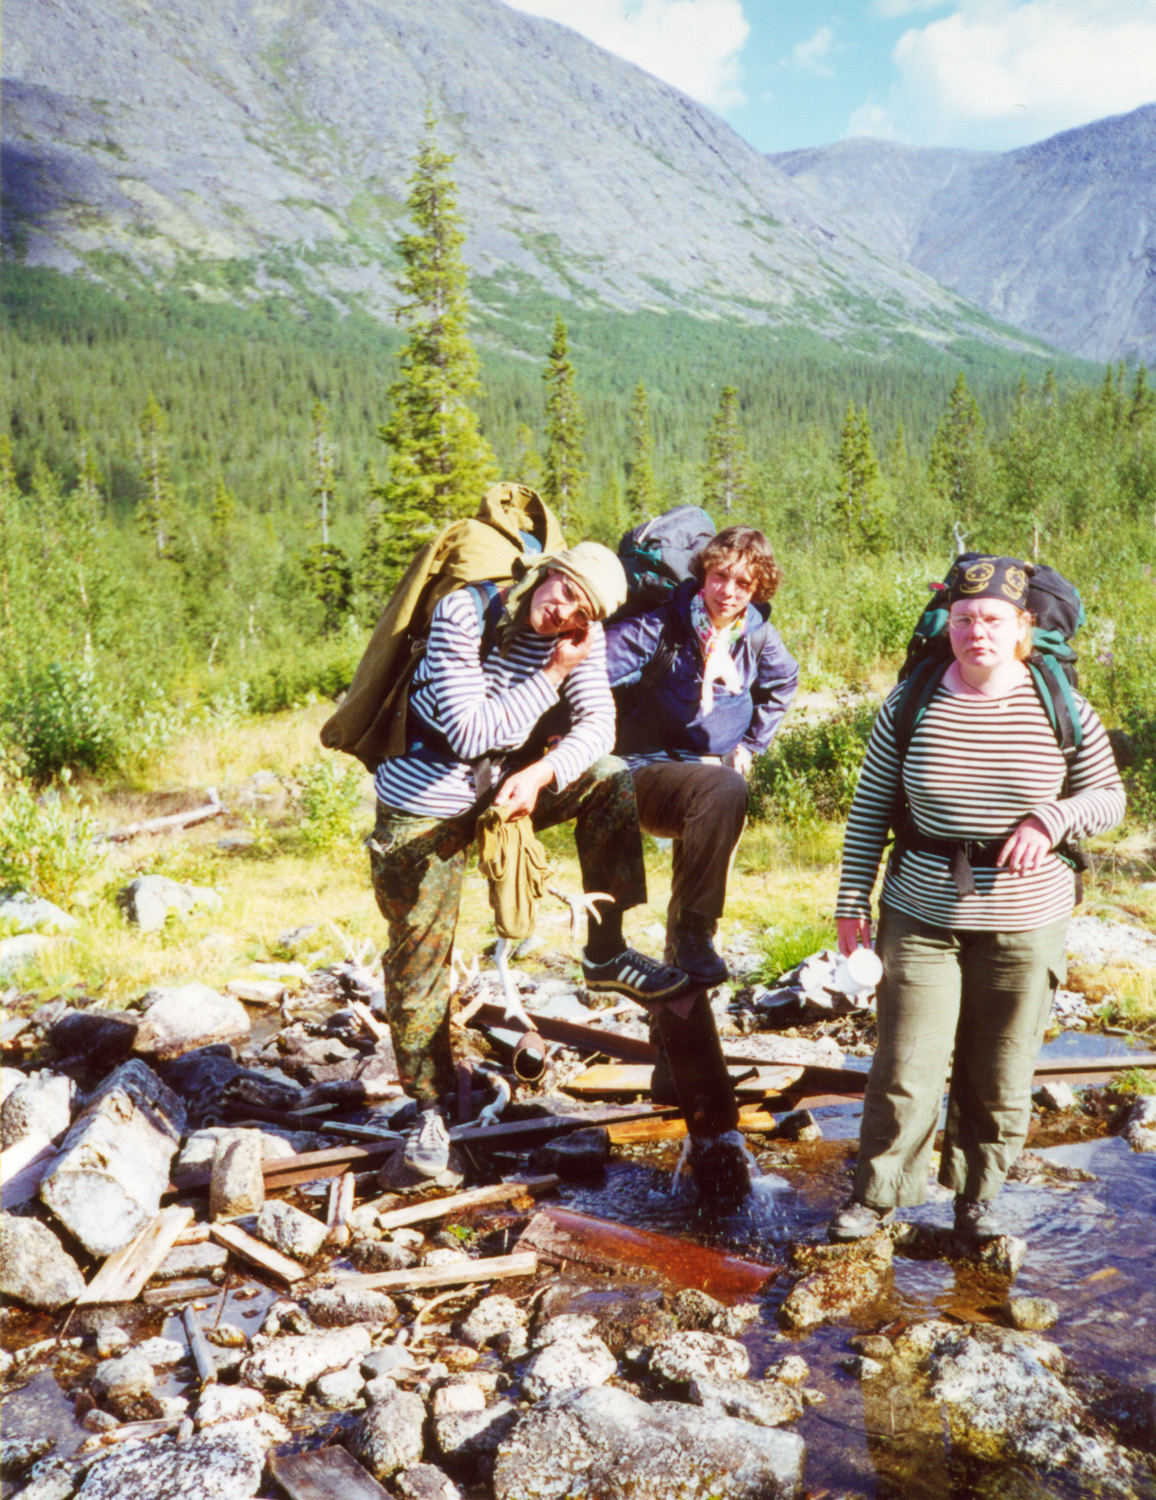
[605,525,799,986]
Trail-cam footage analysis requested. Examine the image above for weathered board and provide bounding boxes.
[209,1222,308,1283]
[333,1250,537,1294]
[78,1206,196,1306]
[374,1175,559,1231]
[268,1446,391,1500]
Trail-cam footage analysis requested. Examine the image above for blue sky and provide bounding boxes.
[503,0,1156,153]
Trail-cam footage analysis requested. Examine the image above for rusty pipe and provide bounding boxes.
[512,1030,547,1083]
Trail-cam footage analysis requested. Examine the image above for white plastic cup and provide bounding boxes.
[834,947,883,997]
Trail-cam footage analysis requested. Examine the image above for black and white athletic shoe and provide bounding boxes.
[404,1109,451,1179]
[582,948,690,1002]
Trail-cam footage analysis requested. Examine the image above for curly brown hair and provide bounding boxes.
[690,525,783,604]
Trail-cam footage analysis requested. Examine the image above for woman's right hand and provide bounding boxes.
[836,915,873,957]
[544,624,592,685]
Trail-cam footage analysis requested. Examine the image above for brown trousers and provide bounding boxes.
[631,760,749,933]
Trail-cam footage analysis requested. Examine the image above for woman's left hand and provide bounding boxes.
[997,815,1053,874]
[493,759,557,820]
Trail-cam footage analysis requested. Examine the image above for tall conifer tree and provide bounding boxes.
[929,373,990,525]
[377,113,495,548]
[625,380,658,521]
[542,317,585,527]
[703,385,750,516]
[136,394,178,559]
[836,402,889,551]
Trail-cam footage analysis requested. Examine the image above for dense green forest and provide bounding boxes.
[2,261,1154,815]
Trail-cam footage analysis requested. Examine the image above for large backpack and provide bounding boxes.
[320,483,566,771]
[889,554,1089,888]
[615,505,717,618]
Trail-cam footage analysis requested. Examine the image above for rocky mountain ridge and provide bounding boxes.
[2,0,1047,360]
[773,104,1156,365]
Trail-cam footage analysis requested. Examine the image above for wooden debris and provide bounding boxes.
[326,1172,354,1246]
[607,1115,688,1145]
[334,1250,537,1293]
[77,1205,195,1306]
[78,1416,185,1452]
[173,1224,212,1246]
[140,1278,216,1307]
[97,790,225,843]
[349,1001,389,1042]
[0,1134,58,1210]
[516,1207,777,1301]
[210,1222,308,1283]
[319,1122,406,1142]
[374,1175,559,1232]
[567,1063,805,1097]
[269,1446,391,1500]
[183,1304,218,1387]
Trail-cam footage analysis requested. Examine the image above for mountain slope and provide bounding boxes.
[1,0,1049,359]
[773,105,1156,364]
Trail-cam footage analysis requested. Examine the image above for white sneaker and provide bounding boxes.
[404,1109,451,1178]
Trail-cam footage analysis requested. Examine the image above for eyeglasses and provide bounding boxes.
[948,613,1017,634]
[556,577,591,628]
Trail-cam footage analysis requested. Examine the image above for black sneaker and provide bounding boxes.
[672,911,728,987]
[582,947,690,1002]
[954,1196,1005,1241]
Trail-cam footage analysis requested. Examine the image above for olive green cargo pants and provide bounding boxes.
[855,905,1068,1209]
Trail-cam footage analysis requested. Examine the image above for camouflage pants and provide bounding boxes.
[368,756,646,1106]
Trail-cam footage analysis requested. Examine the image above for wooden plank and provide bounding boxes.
[269,1446,391,1500]
[183,1304,217,1387]
[174,1224,212,1246]
[568,1062,805,1098]
[607,1115,688,1144]
[516,1207,777,1301]
[0,1134,58,1209]
[210,1222,308,1283]
[140,1278,218,1307]
[334,1250,537,1293]
[348,1001,389,1043]
[374,1175,559,1232]
[78,1206,195,1306]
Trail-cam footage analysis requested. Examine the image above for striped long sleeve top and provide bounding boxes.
[835,678,1126,931]
[373,588,615,818]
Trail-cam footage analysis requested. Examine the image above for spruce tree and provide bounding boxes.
[703,385,750,517]
[541,317,585,527]
[136,394,178,559]
[304,400,352,633]
[836,402,890,551]
[928,373,991,526]
[625,380,658,521]
[511,423,544,492]
[377,113,495,550]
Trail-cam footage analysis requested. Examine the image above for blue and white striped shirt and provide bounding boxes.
[374,588,615,817]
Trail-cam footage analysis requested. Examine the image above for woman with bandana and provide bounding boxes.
[605,526,799,987]
[829,556,1125,1244]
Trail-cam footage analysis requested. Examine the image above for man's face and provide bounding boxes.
[528,572,593,636]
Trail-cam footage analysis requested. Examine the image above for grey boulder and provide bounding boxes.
[134,982,249,1061]
[0,1213,85,1310]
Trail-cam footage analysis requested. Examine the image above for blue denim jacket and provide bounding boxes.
[604,578,799,758]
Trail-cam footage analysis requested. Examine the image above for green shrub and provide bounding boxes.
[749,700,877,827]
[0,662,123,784]
[754,918,836,984]
[242,636,363,716]
[298,755,366,851]
[0,767,105,905]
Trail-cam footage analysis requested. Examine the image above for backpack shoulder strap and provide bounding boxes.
[889,657,949,836]
[464,580,505,660]
[1026,655,1082,762]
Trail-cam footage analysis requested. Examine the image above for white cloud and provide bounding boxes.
[852,0,1156,148]
[502,0,750,110]
[788,25,836,78]
[871,0,951,17]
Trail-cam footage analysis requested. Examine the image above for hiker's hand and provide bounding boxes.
[494,759,556,820]
[727,745,753,778]
[544,624,592,684]
[997,815,1052,874]
[837,916,872,957]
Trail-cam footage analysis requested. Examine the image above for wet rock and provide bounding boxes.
[137,1336,186,1368]
[161,1050,245,1130]
[1,1069,74,1148]
[663,1288,725,1331]
[531,1313,600,1348]
[690,1374,804,1427]
[14,1456,87,1500]
[0,1212,85,1310]
[82,1409,120,1433]
[350,1237,419,1272]
[457,1293,527,1349]
[838,1354,884,1380]
[764,1354,810,1385]
[240,1324,372,1390]
[779,1231,894,1332]
[95,1325,131,1358]
[255,1199,327,1259]
[435,1400,520,1480]
[195,1385,264,1428]
[594,1300,677,1361]
[902,1320,1138,1494]
[521,1333,617,1400]
[1033,1080,1078,1111]
[1123,1095,1156,1152]
[848,1333,895,1361]
[116,875,222,933]
[209,1129,265,1221]
[648,1330,750,1388]
[206,1323,247,1349]
[40,1058,186,1257]
[422,1246,471,1268]
[530,1126,611,1180]
[154,1240,229,1281]
[0,1430,56,1480]
[893,1221,1027,1278]
[49,1008,139,1070]
[492,1384,806,1500]
[775,1109,822,1142]
[349,1389,427,1481]
[74,1426,263,1499]
[394,1464,463,1500]
[1007,1295,1060,1331]
[302,1285,399,1328]
[134,983,249,1062]
[92,1351,155,1405]
[315,1361,366,1408]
